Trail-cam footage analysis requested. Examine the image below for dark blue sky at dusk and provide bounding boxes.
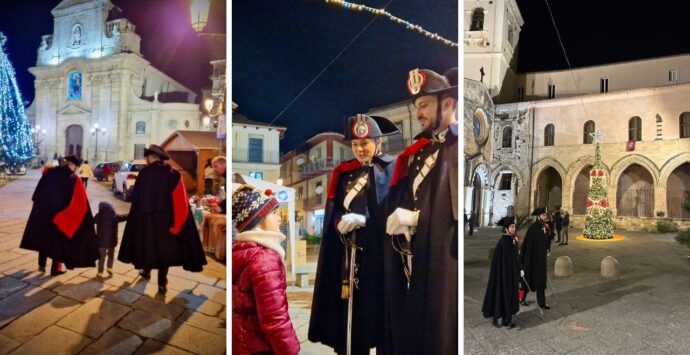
[0,0,225,105]
[232,0,458,151]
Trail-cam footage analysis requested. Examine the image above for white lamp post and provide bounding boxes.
[90,123,106,161]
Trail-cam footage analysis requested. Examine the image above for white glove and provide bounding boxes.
[386,208,420,239]
[337,213,366,234]
[520,270,525,278]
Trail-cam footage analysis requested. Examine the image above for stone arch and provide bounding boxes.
[610,154,660,187]
[531,157,567,193]
[616,164,655,217]
[490,162,525,188]
[659,152,690,184]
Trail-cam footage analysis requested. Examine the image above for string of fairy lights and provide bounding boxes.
[0,33,36,165]
[324,0,458,48]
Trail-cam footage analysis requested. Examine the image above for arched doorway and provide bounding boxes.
[616,164,654,217]
[572,165,593,214]
[534,167,562,211]
[667,163,690,218]
[66,125,84,159]
[472,172,482,226]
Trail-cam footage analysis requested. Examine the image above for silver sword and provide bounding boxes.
[345,230,359,355]
[546,274,558,299]
[521,276,544,316]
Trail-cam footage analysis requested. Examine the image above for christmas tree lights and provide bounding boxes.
[324,0,458,48]
[583,129,615,239]
[0,32,35,166]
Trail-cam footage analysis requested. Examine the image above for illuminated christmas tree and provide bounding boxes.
[0,32,34,166]
[583,129,615,239]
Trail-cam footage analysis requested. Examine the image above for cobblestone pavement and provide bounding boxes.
[0,170,226,354]
[465,226,690,354]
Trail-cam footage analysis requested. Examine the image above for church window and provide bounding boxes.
[583,120,596,144]
[135,121,146,134]
[600,77,609,93]
[470,9,484,31]
[544,124,555,146]
[547,83,556,99]
[669,69,678,82]
[629,116,642,141]
[68,71,82,100]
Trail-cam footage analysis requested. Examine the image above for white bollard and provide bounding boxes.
[554,256,573,277]
[600,256,619,278]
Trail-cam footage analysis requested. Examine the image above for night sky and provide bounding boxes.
[515,1,690,73]
[232,0,458,152]
[0,0,226,105]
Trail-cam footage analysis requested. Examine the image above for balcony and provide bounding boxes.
[232,149,281,164]
[299,158,341,178]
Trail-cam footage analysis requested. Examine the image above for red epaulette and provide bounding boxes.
[390,138,431,187]
[327,160,362,199]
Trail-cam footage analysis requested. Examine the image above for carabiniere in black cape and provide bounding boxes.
[383,123,459,355]
[21,165,99,268]
[118,161,206,272]
[308,155,395,353]
[520,221,548,292]
[482,234,520,322]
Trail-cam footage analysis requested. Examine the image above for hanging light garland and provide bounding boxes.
[324,0,458,48]
[0,33,36,166]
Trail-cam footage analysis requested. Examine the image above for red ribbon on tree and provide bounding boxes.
[589,169,605,177]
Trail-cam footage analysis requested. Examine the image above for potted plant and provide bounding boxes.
[675,201,690,266]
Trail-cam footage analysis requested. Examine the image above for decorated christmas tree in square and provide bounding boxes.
[583,129,615,239]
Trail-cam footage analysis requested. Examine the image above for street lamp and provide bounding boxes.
[90,123,106,161]
[30,124,47,161]
[190,0,210,33]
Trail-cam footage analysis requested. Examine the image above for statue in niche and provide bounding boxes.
[71,25,83,47]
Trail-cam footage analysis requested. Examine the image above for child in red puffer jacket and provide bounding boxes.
[232,185,300,355]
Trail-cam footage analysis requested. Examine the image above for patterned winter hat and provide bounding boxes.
[232,185,279,233]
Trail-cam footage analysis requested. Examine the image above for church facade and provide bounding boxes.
[25,0,203,163]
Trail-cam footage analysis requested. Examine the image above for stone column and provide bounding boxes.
[607,184,618,216]
[654,185,667,217]
[464,186,474,219]
[482,188,492,226]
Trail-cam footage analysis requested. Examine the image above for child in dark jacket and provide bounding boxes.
[94,202,128,277]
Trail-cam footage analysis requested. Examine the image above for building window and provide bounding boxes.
[297,186,303,201]
[470,8,484,31]
[248,137,264,163]
[629,116,642,141]
[315,181,323,204]
[508,27,514,45]
[135,121,146,134]
[669,69,678,82]
[600,77,609,93]
[501,126,512,148]
[680,112,690,138]
[547,83,556,99]
[517,87,524,101]
[68,71,82,100]
[583,120,596,144]
[544,124,555,146]
[134,144,145,159]
[498,173,513,190]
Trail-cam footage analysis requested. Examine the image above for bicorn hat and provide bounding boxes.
[144,144,170,160]
[343,114,400,140]
[63,155,82,166]
[497,216,516,229]
[406,68,458,104]
[531,207,547,216]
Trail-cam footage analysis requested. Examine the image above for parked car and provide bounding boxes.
[94,161,122,181]
[113,160,147,202]
[8,165,26,175]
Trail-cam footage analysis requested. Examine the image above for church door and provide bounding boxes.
[66,125,84,159]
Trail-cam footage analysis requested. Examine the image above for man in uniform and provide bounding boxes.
[384,68,458,354]
[21,155,98,275]
[118,145,207,294]
[309,114,399,354]
[520,207,551,309]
